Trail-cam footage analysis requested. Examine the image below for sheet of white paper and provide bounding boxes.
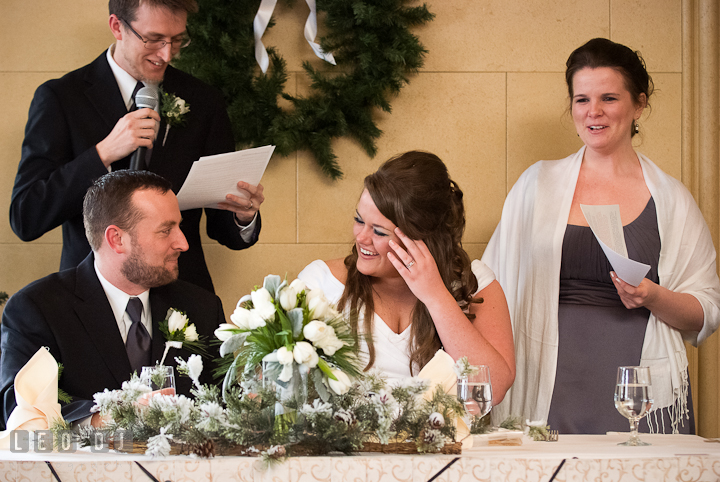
[580,204,627,257]
[580,204,651,287]
[176,145,275,211]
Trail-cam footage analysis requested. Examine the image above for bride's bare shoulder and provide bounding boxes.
[325,258,348,284]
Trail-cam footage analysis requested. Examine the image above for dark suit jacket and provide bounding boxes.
[10,52,260,293]
[0,254,224,429]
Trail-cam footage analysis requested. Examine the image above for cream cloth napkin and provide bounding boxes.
[417,349,472,448]
[0,347,64,449]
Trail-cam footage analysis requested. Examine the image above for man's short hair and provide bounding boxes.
[109,0,199,22]
[83,170,173,251]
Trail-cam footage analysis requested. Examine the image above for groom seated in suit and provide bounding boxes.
[0,170,225,429]
[10,0,264,295]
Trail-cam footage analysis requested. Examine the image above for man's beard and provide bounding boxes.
[121,245,178,288]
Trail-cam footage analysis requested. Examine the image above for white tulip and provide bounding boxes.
[288,279,307,293]
[278,286,300,311]
[230,306,266,330]
[306,288,339,319]
[167,310,188,332]
[293,341,319,368]
[314,330,345,356]
[303,320,330,343]
[279,279,308,311]
[251,288,277,320]
[184,324,199,342]
[214,323,237,341]
[308,291,330,319]
[276,346,294,366]
[327,369,352,395]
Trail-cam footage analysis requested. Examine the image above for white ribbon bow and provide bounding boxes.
[253,0,336,73]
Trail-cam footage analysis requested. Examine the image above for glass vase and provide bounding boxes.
[261,361,308,415]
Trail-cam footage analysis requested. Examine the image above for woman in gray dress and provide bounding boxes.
[483,38,720,434]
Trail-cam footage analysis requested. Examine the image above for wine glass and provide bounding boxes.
[457,365,492,427]
[615,366,653,446]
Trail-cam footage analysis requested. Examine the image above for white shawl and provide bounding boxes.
[482,146,720,432]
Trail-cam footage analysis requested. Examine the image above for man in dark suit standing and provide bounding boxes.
[10,0,263,293]
[1,170,226,429]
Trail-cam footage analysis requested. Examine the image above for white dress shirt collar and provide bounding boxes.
[94,259,152,341]
[106,45,159,111]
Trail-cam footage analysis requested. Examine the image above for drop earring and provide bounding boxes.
[634,121,639,134]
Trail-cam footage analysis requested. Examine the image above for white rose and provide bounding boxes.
[230,306,266,330]
[293,341,319,368]
[184,324,198,342]
[214,323,237,341]
[251,288,277,321]
[167,310,188,332]
[276,346,294,366]
[303,320,330,343]
[327,369,352,395]
[176,98,190,115]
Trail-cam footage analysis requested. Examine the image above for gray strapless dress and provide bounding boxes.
[547,198,693,434]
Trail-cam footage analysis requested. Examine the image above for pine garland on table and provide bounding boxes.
[173,0,434,179]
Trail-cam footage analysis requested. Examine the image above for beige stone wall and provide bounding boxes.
[0,0,684,313]
[3,0,718,433]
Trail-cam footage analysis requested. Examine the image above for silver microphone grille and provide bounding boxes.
[135,86,159,110]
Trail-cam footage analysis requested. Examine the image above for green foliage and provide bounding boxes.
[57,363,72,404]
[173,0,434,179]
[499,415,523,431]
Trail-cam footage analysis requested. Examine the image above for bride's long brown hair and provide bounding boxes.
[337,151,480,375]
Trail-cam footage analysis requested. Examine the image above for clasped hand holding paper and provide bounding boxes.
[176,145,275,212]
[580,204,651,287]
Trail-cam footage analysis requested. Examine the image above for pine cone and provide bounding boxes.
[192,439,215,458]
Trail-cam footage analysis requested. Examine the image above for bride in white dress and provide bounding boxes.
[298,151,516,403]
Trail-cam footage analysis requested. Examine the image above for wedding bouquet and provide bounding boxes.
[215,275,363,402]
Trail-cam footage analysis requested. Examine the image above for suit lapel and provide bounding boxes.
[73,255,134,385]
[83,54,128,134]
[83,53,133,171]
[150,68,182,170]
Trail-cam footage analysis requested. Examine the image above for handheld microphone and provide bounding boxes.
[129,86,159,170]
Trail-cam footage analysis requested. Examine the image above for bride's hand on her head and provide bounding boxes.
[388,228,448,304]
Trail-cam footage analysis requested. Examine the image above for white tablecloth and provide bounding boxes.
[1,434,719,481]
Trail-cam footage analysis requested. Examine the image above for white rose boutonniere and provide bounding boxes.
[158,308,208,366]
[159,88,190,146]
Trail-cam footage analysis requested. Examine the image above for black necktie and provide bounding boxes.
[130,81,144,111]
[125,297,151,374]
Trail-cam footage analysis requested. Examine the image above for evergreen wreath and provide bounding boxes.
[173,0,434,179]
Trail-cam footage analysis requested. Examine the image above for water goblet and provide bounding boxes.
[615,366,653,446]
[141,365,176,396]
[457,365,492,427]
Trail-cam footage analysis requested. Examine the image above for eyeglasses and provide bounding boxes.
[120,18,191,50]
